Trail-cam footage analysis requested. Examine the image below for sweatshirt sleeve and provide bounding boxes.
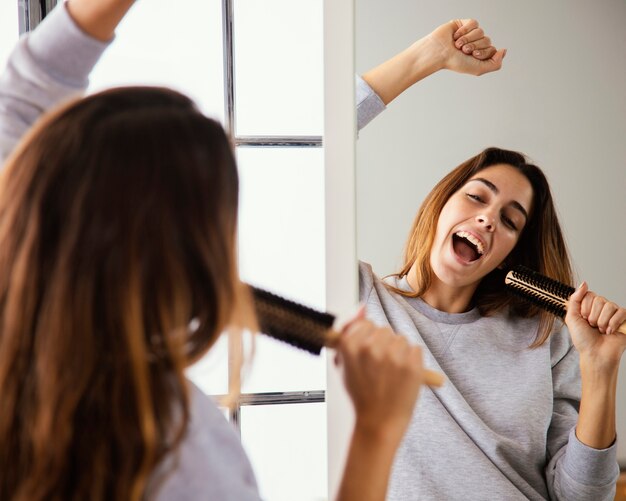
[545,332,619,501]
[0,2,111,166]
[355,75,385,132]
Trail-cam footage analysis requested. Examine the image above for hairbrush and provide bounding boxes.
[250,285,444,387]
[504,265,626,334]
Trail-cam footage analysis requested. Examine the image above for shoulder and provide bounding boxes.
[358,260,377,300]
[149,381,260,501]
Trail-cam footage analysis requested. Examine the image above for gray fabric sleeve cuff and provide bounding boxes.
[562,427,619,487]
[355,75,385,131]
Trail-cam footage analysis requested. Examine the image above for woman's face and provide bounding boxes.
[430,163,534,289]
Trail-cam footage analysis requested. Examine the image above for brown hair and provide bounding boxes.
[0,87,241,500]
[393,147,572,346]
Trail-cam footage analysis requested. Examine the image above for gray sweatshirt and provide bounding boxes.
[360,261,619,500]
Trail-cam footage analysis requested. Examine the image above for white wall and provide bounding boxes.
[356,0,626,465]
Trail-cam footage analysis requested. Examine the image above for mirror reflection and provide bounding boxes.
[355,0,626,498]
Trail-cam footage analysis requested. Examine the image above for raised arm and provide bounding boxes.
[0,0,134,165]
[357,19,505,130]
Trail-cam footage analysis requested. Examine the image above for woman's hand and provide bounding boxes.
[333,307,427,501]
[335,307,425,443]
[428,19,506,76]
[566,282,624,449]
[66,0,136,42]
[566,282,626,369]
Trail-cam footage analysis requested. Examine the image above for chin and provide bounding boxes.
[432,257,492,289]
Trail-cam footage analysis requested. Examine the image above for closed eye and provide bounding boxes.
[467,193,483,202]
[502,214,517,230]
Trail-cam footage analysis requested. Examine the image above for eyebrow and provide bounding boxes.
[468,178,529,220]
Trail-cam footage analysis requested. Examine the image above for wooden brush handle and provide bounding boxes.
[326,329,445,388]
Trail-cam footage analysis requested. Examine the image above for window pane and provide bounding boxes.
[89,0,225,123]
[0,2,18,69]
[237,147,326,393]
[234,0,323,136]
[241,403,327,501]
[186,332,229,396]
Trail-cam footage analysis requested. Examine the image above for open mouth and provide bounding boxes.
[452,231,484,263]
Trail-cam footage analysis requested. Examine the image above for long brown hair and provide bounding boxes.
[0,87,240,500]
[393,147,572,346]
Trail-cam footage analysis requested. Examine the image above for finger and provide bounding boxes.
[387,334,412,365]
[460,37,492,54]
[405,344,423,373]
[607,308,626,335]
[570,283,594,320]
[566,281,588,318]
[366,327,398,362]
[475,48,506,74]
[455,28,485,49]
[586,295,606,328]
[452,18,479,40]
[596,301,618,333]
[472,46,497,60]
[339,319,376,354]
[344,318,375,340]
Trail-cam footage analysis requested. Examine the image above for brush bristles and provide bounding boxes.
[504,265,575,319]
[250,286,336,355]
[505,282,567,318]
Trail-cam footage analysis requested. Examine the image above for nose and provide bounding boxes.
[476,213,496,231]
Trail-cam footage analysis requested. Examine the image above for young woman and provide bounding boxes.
[0,2,437,500]
[355,22,626,501]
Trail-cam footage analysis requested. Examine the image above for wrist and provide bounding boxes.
[353,416,407,451]
[407,36,447,79]
[580,352,621,381]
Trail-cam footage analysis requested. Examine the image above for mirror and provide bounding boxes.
[355,0,626,467]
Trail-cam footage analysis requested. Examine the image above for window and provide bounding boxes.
[0,2,18,68]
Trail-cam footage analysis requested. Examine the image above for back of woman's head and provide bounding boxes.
[0,87,239,500]
[397,147,572,346]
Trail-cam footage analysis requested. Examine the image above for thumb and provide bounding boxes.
[566,281,588,319]
[488,48,507,71]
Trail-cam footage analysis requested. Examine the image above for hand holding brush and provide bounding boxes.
[333,306,431,501]
[565,281,626,363]
[504,265,626,335]
[505,266,626,449]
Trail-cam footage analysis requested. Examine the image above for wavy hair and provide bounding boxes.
[0,87,241,500]
[392,147,573,347]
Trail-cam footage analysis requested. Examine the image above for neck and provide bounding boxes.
[407,269,477,314]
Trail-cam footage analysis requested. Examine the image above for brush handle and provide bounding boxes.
[326,329,446,388]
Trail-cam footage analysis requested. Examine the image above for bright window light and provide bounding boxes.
[88,0,225,123]
[0,2,19,70]
[234,0,323,136]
